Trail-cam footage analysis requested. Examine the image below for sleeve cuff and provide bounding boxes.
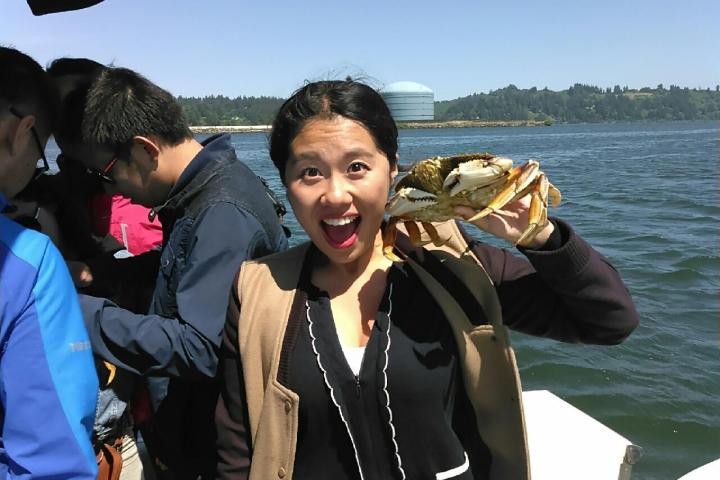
[518,218,592,279]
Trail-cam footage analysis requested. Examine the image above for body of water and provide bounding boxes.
[47,121,719,479]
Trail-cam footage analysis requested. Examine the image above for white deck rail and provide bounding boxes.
[522,390,642,480]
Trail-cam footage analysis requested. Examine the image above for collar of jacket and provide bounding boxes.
[150,133,235,224]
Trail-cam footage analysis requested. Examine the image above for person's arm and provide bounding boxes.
[215,282,252,479]
[80,203,273,378]
[82,249,160,313]
[1,238,98,479]
[464,218,639,344]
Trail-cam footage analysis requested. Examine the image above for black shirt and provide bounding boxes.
[287,258,490,480]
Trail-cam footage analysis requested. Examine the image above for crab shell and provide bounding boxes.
[386,153,514,221]
[382,153,561,261]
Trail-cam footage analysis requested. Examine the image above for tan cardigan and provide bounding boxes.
[233,221,530,480]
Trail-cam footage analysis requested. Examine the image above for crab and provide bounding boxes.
[383,153,561,261]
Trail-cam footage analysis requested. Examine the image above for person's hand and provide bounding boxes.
[454,193,554,249]
[66,261,93,287]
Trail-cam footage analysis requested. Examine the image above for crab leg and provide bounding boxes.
[403,220,426,247]
[467,160,540,222]
[382,217,406,262]
[421,222,450,247]
[515,173,550,247]
[548,182,562,208]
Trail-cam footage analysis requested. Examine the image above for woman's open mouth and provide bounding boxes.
[321,215,360,249]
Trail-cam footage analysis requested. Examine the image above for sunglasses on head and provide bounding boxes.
[9,107,49,181]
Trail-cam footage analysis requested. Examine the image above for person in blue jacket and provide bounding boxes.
[57,66,288,479]
[0,47,98,479]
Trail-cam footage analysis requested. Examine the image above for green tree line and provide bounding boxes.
[176,84,720,126]
[177,95,285,126]
[435,84,720,123]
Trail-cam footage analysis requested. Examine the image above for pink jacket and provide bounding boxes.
[90,194,163,255]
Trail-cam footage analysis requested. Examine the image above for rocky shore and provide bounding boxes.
[189,119,550,134]
[396,120,550,128]
[190,125,272,134]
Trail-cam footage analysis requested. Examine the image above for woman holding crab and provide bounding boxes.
[215,79,639,480]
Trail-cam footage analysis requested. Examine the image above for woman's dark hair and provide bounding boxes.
[269,78,398,184]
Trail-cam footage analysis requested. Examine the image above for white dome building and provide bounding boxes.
[380,81,434,121]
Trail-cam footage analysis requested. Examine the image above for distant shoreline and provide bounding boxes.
[189,119,550,134]
[190,125,272,134]
[396,120,550,129]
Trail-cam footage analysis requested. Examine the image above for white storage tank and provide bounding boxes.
[381,81,434,121]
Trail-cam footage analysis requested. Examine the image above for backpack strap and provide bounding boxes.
[402,227,530,480]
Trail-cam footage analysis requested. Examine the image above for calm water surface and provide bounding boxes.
[47,121,719,479]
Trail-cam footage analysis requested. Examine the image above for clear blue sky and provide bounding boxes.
[2,0,717,100]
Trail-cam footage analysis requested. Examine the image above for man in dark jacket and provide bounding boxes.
[59,66,288,479]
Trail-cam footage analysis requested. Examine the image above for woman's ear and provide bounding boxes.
[390,154,399,181]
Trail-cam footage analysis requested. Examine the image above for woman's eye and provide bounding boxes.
[301,167,321,178]
[348,162,368,173]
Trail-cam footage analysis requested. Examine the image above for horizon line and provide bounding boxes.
[175,83,720,101]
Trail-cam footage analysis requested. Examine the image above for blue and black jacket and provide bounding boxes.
[0,193,98,479]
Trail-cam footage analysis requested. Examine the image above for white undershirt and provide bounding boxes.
[342,345,366,376]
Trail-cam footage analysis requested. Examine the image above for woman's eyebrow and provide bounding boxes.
[289,147,375,165]
[339,148,380,163]
[287,153,318,166]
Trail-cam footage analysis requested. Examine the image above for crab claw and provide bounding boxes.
[467,160,540,222]
[386,187,438,217]
[444,157,514,197]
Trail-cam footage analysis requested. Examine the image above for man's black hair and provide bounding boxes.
[82,67,192,155]
[47,57,105,79]
[48,57,106,147]
[0,46,58,135]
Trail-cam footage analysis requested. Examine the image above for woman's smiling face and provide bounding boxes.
[285,115,397,266]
